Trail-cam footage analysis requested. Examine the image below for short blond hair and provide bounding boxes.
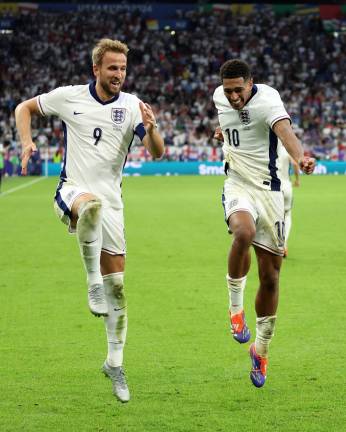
[92,38,129,66]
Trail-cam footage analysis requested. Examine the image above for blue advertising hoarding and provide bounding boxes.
[46,161,346,177]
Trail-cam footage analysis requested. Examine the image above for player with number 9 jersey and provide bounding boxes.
[38,83,145,210]
[15,38,165,404]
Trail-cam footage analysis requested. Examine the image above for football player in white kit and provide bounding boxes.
[213,59,314,387]
[277,144,300,258]
[15,39,164,403]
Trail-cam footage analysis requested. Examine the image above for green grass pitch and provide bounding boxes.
[0,174,345,431]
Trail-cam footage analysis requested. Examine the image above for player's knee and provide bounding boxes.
[103,273,126,304]
[78,197,102,226]
[259,269,279,293]
[233,225,256,248]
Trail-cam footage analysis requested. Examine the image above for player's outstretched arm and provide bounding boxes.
[15,97,41,175]
[273,119,315,175]
[140,102,165,159]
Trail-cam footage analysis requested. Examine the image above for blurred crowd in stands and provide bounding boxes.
[0,6,345,175]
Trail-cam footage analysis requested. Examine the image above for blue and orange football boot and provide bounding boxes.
[249,343,268,388]
[229,309,251,343]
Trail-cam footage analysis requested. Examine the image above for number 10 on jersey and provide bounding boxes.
[225,128,240,147]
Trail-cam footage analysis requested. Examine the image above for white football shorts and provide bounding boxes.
[53,182,126,255]
[222,176,285,256]
[281,180,293,212]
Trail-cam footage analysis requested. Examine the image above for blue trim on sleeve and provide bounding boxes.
[88,81,120,105]
[134,123,146,141]
[271,116,291,128]
[268,129,281,191]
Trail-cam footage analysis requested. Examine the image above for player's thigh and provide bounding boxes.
[252,190,285,256]
[222,178,257,233]
[228,211,256,242]
[54,183,96,232]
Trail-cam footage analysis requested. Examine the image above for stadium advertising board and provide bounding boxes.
[46,161,346,177]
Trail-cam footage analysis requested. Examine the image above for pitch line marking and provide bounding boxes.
[0,177,46,198]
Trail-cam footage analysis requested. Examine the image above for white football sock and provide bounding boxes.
[226,274,247,315]
[76,199,103,287]
[255,315,277,358]
[103,273,127,367]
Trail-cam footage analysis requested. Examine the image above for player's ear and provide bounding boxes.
[92,63,99,78]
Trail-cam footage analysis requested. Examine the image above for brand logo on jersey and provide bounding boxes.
[229,199,239,209]
[239,109,251,125]
[111,108,126,124]
[73,111,84,115]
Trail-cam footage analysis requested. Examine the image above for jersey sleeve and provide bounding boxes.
[213,86,229,111]
[212,87,218,108]
[263,89,291,128]
[132,97,146,141]
[37,86,71,117]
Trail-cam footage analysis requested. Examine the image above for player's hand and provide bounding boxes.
[299,157,315,175]
[139,102,157,133]
[214,126,224,142]
[293,179,300,187]
[21,142,37,175]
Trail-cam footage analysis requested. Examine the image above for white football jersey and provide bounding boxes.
[213,83,290,191]
[37,82,146,209]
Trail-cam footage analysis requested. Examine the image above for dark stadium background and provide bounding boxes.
[1,1,345,174]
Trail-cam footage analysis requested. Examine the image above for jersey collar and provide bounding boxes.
[89,81,120,105]
[244,84,258,107]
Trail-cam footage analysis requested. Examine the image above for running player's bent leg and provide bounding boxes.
[227,212,255,343]
[72,194,107,316]
[228,211,255,278]
[73,195,103,286]
[226,273,247,315]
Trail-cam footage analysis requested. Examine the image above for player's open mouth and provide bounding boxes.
[232,100,243,108]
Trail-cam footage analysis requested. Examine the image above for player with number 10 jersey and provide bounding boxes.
[213,59,315,389]
[213,83,290,191]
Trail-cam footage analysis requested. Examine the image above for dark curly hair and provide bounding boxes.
[220,59,252,81]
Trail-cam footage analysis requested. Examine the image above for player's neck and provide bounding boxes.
[95,82,119,102]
